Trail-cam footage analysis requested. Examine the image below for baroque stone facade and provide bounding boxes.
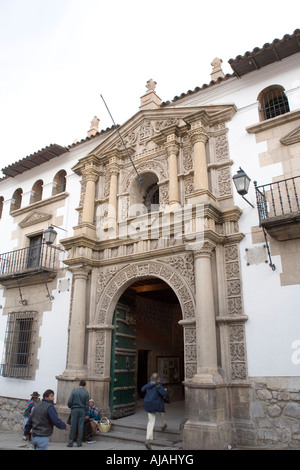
[54,95,253,449]
[2,33,299,449]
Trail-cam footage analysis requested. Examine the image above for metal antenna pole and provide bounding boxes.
[100,94,143,187]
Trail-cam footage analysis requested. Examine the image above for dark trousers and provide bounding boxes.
[68,408,86,445]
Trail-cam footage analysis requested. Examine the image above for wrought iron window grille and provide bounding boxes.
[0,311,37,379]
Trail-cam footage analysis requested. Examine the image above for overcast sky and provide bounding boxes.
[0,0,299,174]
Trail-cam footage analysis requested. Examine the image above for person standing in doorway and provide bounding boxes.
[24,389,68,450]
[141,373,169,450]
[67,380,90,447]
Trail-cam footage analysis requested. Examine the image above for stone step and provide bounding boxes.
[97,422,182,449]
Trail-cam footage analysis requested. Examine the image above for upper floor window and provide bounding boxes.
[30,180,43,204]
[258,85,290,121]
[10,188,23,213]
[52,170,67,196]
[129,172,160,217]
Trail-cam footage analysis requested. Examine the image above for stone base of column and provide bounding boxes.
[183,419,231,450]
[56,373,87,404]
[193,366,224,385]
[183,380,231,450]
[50,404,70,443]
[73,222,97,240]
[165,202,181,212]
[193,372,224,385]
[187,189,217,205]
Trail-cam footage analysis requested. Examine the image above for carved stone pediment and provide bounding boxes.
[114,117,181,155]
[280,125,300,145]
[19,210,52,228]
[82,105,236,170]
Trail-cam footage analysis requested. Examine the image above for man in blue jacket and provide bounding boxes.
[67,380,90,447]
[141,373,169,450]
[24,389,68,450]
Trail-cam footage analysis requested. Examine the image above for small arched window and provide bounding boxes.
[145,183,160,213]
[11,188,23,212]
[0,196,4,219]
[129,172,160,217]
[52,170,67,196]
[30,180,43,204]
[258,85,290,121]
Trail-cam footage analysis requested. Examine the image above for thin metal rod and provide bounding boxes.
[50,224,67,232]
[100,94,143,187]
[17,280,27,306]
[242,195,255,208]
[262,227,276,271]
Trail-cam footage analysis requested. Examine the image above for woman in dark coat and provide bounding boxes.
[141,372,169,450]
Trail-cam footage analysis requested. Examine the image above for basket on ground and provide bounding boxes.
[99,417,111,433]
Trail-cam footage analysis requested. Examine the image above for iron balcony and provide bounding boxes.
[254,175,300,241]
[0,243,59,282]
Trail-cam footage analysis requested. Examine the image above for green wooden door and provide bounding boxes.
[109,304,136,418]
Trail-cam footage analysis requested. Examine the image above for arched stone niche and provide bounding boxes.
[89,259,197,379]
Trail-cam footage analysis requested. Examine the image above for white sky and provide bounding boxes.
[0,0,299,175]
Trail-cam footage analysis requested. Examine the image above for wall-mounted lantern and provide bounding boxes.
[43,226,58,245]
[232,167,254,208]
[43,225,67,246]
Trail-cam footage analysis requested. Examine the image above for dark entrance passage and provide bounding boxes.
[109,278,184,419]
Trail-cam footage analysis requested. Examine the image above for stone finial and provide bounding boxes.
[87,116,100,138]
[146,78,157,92]
[210,58,225,81]
[140,79,161,110]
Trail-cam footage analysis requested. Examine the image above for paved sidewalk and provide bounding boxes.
[0,430,161,451]
[0,401,185,451]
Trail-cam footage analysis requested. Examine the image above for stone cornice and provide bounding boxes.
[246,108,300,135]
[10,192,69,218]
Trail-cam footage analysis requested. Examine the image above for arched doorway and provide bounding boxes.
[109,277,184,419]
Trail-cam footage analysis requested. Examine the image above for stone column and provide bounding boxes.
[81,167,99,225]
[189,122,209,192]
[183,242,230,450]
[193,242,221,384]
[64,264,91,376]
[165,135,180,207]
[106,157,120,229]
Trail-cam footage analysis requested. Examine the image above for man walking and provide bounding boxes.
[67,380,90,447]
[24,389,68,450]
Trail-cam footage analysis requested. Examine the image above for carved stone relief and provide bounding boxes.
[115,118,179,155]
[94,257,196,377]
[95,331,105,375]
[229,324,247,381]
[217,167,232,197]
[184,327,197,379]
[121,160,168,194]
[183,147,193,173]
[224,243,248,381]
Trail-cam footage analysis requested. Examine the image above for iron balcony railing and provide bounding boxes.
[254,176,300,225]
[0,243,58,279]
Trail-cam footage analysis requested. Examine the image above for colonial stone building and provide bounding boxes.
[0,30,299,449]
